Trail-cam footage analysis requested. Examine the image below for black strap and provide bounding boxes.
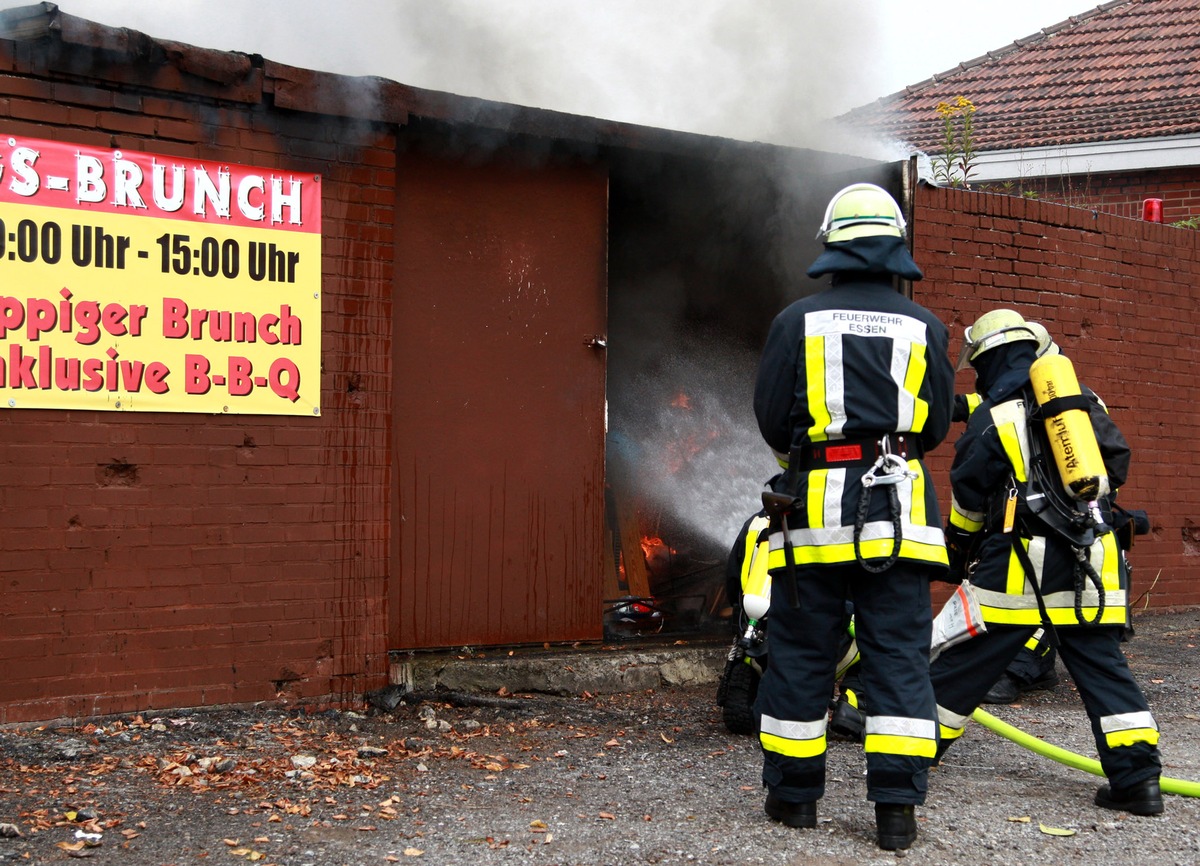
[1072,547,1106,625]
[761,490,802,608]
[1037,394,1092,417]
[1010,535,1061,648]
[854,482,903,573]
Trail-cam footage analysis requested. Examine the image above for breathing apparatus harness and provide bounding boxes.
[986,384,1110,635]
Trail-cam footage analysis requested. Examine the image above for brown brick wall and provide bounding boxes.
[913,184,1200,609]
[0,54,393,723]
[5,31,1200,724]
[1007,166,1200,225]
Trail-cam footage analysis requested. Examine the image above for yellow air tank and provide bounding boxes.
[1029,353,1110,501]
[740,515,772,623]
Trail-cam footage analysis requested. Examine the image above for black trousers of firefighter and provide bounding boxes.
[755,560,938,805]
[932,624,1162,790]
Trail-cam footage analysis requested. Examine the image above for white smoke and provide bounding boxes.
[58,0,897,153]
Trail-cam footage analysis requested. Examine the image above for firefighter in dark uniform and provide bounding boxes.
[955,322,1062,705]
[752,183,954,850]
[932,309,1164,816]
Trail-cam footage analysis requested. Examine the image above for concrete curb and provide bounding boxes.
[389,640,730,697]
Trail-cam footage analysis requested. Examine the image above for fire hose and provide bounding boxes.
[970,707,1200,798]
[842,624,1200,796]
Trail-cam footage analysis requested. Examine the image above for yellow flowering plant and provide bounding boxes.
[932,96,977,187]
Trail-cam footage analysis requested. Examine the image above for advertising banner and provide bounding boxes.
[0,135,322,415]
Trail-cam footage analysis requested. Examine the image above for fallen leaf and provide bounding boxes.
[599,812,615,820]
[1006,816,1031,823]
[660,733,673,744]
[404,848,424,856]
[1039,823,1077,836]
[529,820,548,831]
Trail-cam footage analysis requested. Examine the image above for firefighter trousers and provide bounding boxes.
[755,561,938,805]
[932,624,1162,790]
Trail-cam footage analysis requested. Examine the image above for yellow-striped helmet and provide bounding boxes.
[817,183,907,243]
[956,309,1039,371]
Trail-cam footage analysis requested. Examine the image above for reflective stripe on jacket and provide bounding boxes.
[949,390,1131,627]
[753,278,954,569]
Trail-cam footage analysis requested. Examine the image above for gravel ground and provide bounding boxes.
[1,607,1198,866]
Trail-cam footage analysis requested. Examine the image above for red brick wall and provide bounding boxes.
[913,184,1200,608]
[0,50,393,723]
[1011,166,1200,225]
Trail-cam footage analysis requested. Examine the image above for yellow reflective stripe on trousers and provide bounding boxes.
[1102,712,1160,748]
[937,703,970,742]
[864,715,938,758]
[760,714,827,758]
[939,724,964,742]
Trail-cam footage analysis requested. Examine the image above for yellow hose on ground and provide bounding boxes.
[971,707,1200,797]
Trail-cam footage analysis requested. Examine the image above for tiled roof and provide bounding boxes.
[839,0,1200,153]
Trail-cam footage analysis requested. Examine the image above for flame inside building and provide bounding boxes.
[602,148,897,638]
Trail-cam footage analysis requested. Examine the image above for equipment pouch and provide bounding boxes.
[929,579,987,662]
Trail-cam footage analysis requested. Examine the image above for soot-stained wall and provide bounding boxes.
[0,16,395,723]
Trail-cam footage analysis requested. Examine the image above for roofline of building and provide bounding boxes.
[846,0,1131,114]
[962,133,1200,182]
[0,1,875,170]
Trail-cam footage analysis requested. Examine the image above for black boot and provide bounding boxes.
[1095,778,1164,816]
[764,792,817,828]
[828,694,866,741]
[981,673,1021,704]
[875,803,917,850]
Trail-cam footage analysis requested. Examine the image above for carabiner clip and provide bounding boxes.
[860,437,919,489]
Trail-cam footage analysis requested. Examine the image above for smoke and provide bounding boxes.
[60,0,893,154]
[608,334,778,555]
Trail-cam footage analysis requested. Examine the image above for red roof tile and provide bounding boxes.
[840,0,1200,152]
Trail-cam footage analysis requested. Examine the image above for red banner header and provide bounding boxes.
[0,135,321,232]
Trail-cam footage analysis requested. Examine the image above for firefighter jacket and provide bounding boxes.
[946,357,1132,628]
[753,273,954,570]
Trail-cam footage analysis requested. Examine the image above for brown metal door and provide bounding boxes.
[391,149,609,649]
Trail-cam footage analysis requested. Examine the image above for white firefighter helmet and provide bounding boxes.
[817,183,907,243]
[1027,321,1061,357]
[956,308,1039,371]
